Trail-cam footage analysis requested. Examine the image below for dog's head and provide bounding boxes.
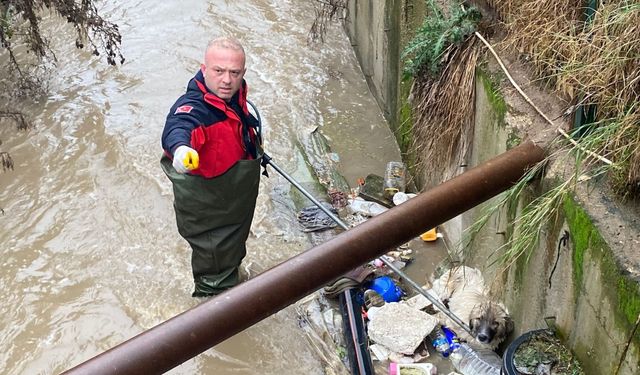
[469,301,514,348]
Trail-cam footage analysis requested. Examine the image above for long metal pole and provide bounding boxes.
[262,154,375,373]
[62,141,545,375]
[264,152,473,335]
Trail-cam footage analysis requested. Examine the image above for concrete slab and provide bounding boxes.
[368,302,439,355]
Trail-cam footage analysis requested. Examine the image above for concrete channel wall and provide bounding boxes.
[343,1,640,374]
[344,0,400,125]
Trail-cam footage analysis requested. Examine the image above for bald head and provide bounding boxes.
[205,37,245,63]
[201,37,247,101]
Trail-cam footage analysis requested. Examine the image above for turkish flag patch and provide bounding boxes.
[174,105,193,114]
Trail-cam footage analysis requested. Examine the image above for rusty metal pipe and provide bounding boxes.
[62,141,544,375]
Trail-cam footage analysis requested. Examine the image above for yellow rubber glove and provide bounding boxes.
[172,145,199,174]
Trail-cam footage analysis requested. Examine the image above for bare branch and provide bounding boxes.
[0,110,31,130]
[1,0,124,68]
[0,151,14,171]
[308,0,347,44]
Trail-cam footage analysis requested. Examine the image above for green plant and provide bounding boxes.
[401,1,481,78]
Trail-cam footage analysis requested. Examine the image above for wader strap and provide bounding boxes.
[230,98,258,160]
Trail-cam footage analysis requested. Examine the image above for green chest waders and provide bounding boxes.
[161,154,261,296]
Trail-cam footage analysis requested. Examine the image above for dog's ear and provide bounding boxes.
[468,318,478,334]
[503,315,515,334]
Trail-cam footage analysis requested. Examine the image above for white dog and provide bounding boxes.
[429,266,513,350]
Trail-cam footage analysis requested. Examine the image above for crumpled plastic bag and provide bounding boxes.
[294,294,350,375]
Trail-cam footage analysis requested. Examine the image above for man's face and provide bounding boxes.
[202,47,246,101]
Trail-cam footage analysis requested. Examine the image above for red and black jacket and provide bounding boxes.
[162,70,261,178]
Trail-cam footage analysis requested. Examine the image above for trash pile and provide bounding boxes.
[326,258,504,375]
[296,161,505,375]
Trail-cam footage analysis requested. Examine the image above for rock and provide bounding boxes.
[368,302,439,355]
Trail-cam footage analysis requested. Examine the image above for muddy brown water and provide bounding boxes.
[0,1,451,374]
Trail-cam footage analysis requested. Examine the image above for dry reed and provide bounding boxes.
[489,0,640,196]
[410,36,480,188]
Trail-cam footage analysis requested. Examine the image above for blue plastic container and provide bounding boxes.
[442,326,461,353]
[368,276,403,302]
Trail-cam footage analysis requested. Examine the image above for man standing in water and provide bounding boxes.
[161,37,262,297]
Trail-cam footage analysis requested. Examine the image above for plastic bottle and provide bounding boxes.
[442,326,460,353]
[449,343,502,375]
[388,362,437,375]
[348,197,389,216]
[428,326,451,357]
[383,161,406,199]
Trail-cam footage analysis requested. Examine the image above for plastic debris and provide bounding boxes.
[392,192,417,206]
[389,362,437,375]
[348,197,389,217]
[420,228,438,242]
[383,161,407,199]
[366,276,404,303]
